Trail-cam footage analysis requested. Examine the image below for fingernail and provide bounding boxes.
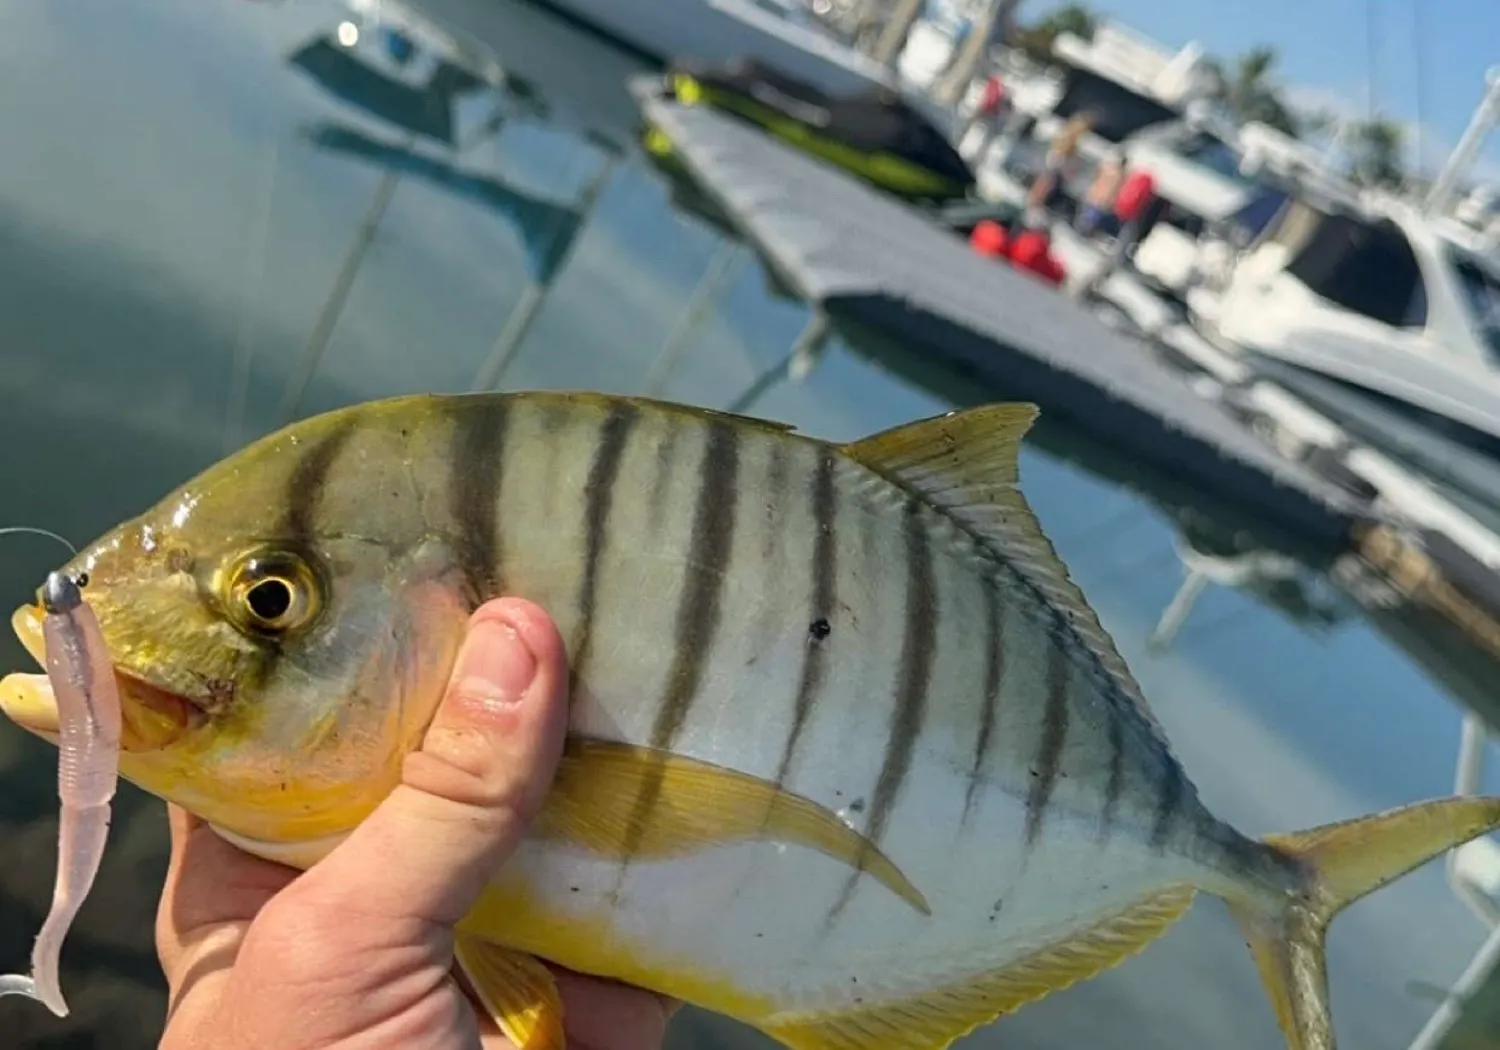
[452,617,537,710]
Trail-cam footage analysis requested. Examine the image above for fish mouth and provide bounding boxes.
[1,604,206,750]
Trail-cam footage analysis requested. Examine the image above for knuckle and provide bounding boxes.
[401,734,540,820]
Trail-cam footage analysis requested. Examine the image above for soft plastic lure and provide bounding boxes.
[0,571,121,1017]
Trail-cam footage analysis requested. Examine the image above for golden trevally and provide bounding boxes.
[3,391,1496,1050]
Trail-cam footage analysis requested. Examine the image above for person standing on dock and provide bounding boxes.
[1075,150,1124,238]
[1112,165,1157,245]
[965,74,1012,160]
[1026,111,1094,214]
[1071,163,1158,300]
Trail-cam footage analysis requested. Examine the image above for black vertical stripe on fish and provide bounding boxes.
[1149,752,1186,851]
[1024,639,1072,849]
[447,401,509,606]
[961,575,1003,827]
[281,419,357,548]
[827,497,936,925]
[618,420,741,870]
[1099,699,1127,841]
[569,404,637,682]
[773,451,837,786]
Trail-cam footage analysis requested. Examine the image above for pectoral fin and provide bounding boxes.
[454,935,565,1050]
[537,738,929,915]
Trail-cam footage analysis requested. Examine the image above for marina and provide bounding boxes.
[3,0,1500,1048]
[633,75,1500,665]
[635,79,1363,544]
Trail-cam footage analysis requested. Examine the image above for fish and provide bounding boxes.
[3,389,1499,1050]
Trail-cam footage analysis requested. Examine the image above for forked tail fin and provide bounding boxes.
[1227,796,1500,1050]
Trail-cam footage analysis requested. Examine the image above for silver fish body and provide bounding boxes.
[8,390,1500,1050]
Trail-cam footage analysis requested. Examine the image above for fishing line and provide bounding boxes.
[0,527,79,557]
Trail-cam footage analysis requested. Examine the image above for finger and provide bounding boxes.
[157,806,298,965]
[294,598,569,928]
[155,804,299,1029]
[552,967,680,1050]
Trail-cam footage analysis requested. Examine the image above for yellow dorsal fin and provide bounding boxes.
[762,885,1196,1050]
[454,934,566,1050]
[839,403,1176,754]
[536,738,930,915]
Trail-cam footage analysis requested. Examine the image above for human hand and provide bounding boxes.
[153,598,677,1050]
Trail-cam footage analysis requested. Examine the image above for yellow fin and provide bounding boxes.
[763,885,1195,1050]
[840,402,1039,488]
[537,738,930,915]
[454,934,565,1050]
[1227,795,1500,1050]
[840,404,1177,753]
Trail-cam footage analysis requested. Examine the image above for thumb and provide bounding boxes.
[300,597,570,927]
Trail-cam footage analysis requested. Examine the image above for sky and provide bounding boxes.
[1025,0,1500,179]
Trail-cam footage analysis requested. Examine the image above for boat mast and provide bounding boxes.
[1424,65,1500,217]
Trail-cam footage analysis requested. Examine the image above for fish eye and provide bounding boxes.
[224,549,322,636]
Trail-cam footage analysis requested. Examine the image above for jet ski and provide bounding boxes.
[663,56,974,203]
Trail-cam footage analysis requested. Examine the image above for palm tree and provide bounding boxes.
[1203,45,1299,137]
[1013,2,1095,60]
[1295,107,1339,142]
[1346,117,1407,188]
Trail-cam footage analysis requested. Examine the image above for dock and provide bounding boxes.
[633,80,1367,552]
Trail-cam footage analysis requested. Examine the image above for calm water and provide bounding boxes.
[1,1,1498,1048]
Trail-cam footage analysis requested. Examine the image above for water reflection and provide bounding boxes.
[2,0,1499,1048]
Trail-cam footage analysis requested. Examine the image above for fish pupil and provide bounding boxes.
[247,579,293,623]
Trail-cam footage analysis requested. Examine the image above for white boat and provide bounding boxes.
[1119,116,1277,295]
[539,0,908,97]
[1120,119,1371,302]
[1191,191,1500,527]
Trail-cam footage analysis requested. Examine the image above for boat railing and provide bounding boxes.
[1407,712,1500,1049]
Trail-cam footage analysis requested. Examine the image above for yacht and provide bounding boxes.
[1124,119,1367,303]
[1190,191,1500,528]
[1119,116,1280,296]
[537,0,911,97]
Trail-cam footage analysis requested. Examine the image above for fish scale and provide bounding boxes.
[6,390,1500,1050]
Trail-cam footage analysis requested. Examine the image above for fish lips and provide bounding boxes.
[2,604,205,751]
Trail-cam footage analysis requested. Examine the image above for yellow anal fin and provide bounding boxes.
[762,885,1196,1050]
[454,934,565,1050]
[536,738,930,915]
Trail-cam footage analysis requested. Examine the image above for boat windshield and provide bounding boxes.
[1453,255,1500,362]
[1277,207,1429,330]
[1050,66,1178,143]
[1172,131,1252,184]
